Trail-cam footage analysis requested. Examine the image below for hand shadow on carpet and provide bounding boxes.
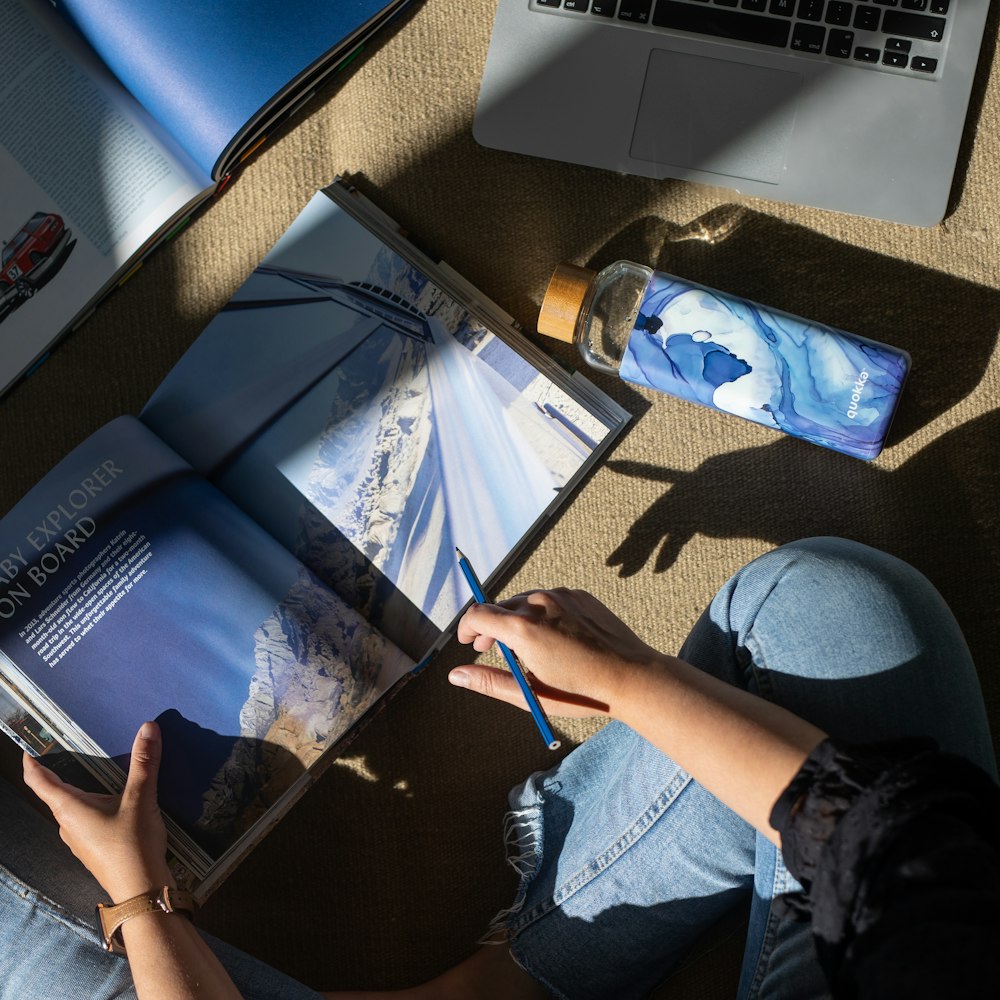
[606,407,1000,715]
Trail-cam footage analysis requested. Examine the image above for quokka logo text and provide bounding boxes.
[846,370,870,419]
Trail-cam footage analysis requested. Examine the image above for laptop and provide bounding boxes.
[473,0,992,226]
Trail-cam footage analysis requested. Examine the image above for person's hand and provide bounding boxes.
[22,721,174,902]
[451,588,669,718]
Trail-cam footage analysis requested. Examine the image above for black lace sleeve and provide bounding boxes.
[769,738,1000,999]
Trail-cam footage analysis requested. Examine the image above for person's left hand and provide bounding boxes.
[22,721,174,902]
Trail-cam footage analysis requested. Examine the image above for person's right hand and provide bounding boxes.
[451,588,670,719]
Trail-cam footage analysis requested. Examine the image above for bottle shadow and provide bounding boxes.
[582,207,1000,447]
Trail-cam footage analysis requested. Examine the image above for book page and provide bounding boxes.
[0,0,212,394]
[51,0,410,178]
[0,416,413,871]
[141,191,620,662]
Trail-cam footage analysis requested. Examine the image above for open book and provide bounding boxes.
[0,180,629,898]
[0,0,413,399]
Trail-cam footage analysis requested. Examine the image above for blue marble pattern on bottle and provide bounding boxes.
[618,271,910,460]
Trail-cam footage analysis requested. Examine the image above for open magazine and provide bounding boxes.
[0,179,630,898]
[0,0,413,399]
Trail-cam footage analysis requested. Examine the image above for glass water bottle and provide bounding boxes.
[537,261,910,461]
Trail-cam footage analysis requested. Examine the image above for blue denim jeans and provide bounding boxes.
[500,537,997,1000]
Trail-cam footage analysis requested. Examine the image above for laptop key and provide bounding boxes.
[884,36,911,51]
[900,0,926,8]
[854,45,880,60]
[564,0,589,9]
[825,1,852,24]
[619,0,652,19]
[591,1,616,14]
[797,0,824,20]
[853,5,880,28]
[911,55,938,71]
[826,27,854,55]
[882,49,908,66]
[770,0,795,14]
[651,1,792,46]
[790,22,825,50]
[536,0,562,7]
[742,0,768,11]
[880,9,945,39]
[928,0,948,12]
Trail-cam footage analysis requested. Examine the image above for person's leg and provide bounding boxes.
[492,537,993,1000]
[501,720,757,1000]
[0,774,324,1000]
[680,536,996,1000]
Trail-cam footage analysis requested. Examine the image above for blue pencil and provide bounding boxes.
[455,548,561,751]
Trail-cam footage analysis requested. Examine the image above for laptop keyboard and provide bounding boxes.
[532,0,949,78]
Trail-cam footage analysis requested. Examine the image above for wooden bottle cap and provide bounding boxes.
[537,263,595,343]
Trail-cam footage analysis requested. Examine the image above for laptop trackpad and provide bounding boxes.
[630,49,803,184]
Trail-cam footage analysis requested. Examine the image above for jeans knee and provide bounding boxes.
[723,536,962,671]
[724,538,992,767]
[766,535,891,569]
[751,536,929,604]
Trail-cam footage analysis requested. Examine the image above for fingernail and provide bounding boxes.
[139,721,158,740]
[449,669,470,688]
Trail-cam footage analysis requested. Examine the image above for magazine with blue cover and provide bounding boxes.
[0,180,629,897]
[49,0,416,180]
[0,0,414,400]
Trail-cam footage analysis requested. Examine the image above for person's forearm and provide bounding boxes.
[121,914,243,1000]
[615,655,826,843]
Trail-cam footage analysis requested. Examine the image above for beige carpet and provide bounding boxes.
[1,1,998,994]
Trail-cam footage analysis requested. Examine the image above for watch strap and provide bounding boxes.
[97,885,196,954]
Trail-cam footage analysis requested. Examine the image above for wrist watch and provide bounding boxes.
[96,885,197,955]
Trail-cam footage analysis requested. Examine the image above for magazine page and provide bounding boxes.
[0,0,213,398]
[0,416,414,877]
[50,0,413,178]
[141,187,626,662]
